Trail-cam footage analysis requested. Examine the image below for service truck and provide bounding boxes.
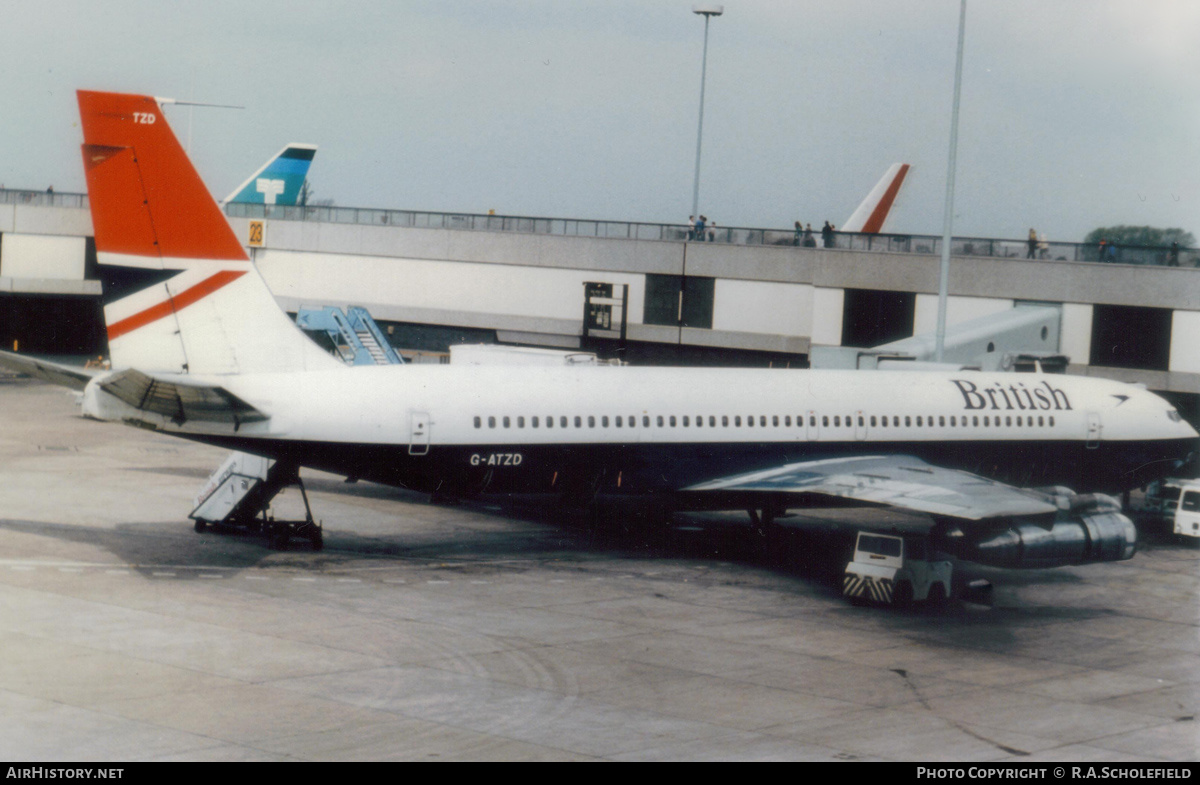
[843,530,953,606]
[1139,478,1200,539]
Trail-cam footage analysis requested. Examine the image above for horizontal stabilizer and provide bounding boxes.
[0,350,96,391]
[98,369,268,426]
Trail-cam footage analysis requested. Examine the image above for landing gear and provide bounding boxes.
[748,505,784,561]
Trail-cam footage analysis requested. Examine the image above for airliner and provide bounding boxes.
[1,90,1195,572]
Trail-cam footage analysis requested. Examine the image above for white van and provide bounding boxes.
[1173,483,1200,538]
[1138,478,1200,538]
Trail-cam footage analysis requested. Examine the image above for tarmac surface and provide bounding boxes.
[0,377,1196,761]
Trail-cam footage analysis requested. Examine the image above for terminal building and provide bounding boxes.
[2,187,1199,421]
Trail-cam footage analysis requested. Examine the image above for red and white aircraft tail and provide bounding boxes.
[78,90,339,376]
[841,163,910,234]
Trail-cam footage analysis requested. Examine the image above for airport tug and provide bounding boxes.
[843,531,952,606]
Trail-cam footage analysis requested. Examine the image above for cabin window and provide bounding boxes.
[833,416,840,427]
[1038,416,1044,427]
[629,415,636,426]
[643,416,650,427]
[488,416,496,428]
[546,416,554,429]
[559,416,566,428]
[950,416,956,426]
[574,416,582,428]
[810,416,816,426]
[695,416,702,428]
[474,416,481,428]
[870,416,876,427]
[938,416,944,427]
[710,416,717,427]
[602,416,609,427]
[657,415,664,427]
[905,416,911,427]
[1049,416,1055,427]
[683,416,690,427]
[748,416,755,428]
[503,416,511,428]
[916,416,922,427]
[785,416,792,427]
[615,416,622,427]
[735,416,742,426]
[858,416,865,427]
[823,416,829,427]
[588,416,596,428]
[532,417,539,428]
[722,415,729,427]
[517,417,525,428]
[669,416,677,427]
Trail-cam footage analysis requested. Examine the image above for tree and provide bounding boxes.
[1083,225,1195,249]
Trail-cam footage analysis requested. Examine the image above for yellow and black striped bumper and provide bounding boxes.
[843,573,894,604]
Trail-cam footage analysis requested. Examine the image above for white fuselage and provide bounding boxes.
[86,365,1198,498]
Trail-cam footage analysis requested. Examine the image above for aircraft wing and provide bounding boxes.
[97,369,268,426]
[687,454,1057,521]
[0,349,96,391]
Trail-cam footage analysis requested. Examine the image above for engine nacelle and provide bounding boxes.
[933,492,1137,569]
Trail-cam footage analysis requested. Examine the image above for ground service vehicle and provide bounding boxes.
[1138,478,1200,539]
[843,531,952,606]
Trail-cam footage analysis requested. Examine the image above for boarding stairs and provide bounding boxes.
[190,451,322,550]
[295,305,403,366]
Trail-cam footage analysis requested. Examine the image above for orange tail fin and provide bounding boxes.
[78,90,247,268]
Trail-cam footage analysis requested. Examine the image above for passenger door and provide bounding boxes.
[409,411,431,456]
[1086,412,1101,449]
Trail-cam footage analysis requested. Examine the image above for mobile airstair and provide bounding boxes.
[190,451,322,550]
[295,305,403,366]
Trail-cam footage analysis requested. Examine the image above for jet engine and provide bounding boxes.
[932,490,1137,569]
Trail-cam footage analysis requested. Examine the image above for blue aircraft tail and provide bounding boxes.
[223,143,317,205]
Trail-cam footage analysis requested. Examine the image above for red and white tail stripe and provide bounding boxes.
[80,90,341,376]
[841,163,910,235]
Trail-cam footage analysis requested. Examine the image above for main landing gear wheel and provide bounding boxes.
[193,519,207,534]
[748,506,782,562]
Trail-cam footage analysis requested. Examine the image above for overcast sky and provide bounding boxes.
[3,1,1198,243]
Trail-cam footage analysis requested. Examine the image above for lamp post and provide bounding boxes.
[935,0,967,362]
[690,5,723,222]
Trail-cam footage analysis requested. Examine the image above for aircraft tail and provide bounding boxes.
[223,143,317,205]
[78,90,341,375]
[841,163,910,234]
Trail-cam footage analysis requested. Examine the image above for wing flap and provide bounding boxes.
[687,455,1057,520]
[98,369,267,426]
